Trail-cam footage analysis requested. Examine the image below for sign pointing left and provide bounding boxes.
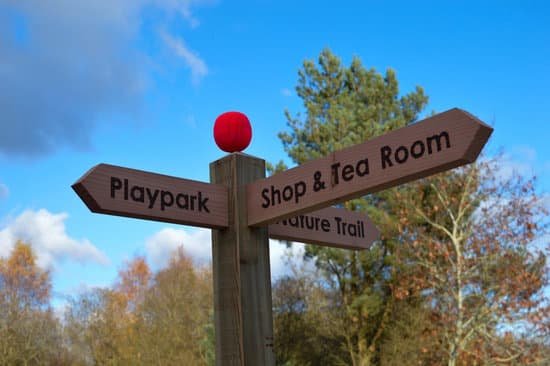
[72,163,228,229]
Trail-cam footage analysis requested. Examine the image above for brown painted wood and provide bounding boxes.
[72,163,228,229]
[269,206,379,250]
[210,153,275,366]
[247,108,493,226]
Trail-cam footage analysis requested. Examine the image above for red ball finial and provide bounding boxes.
[213,111,252,153]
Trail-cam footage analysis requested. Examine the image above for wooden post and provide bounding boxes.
[210,153,275,366]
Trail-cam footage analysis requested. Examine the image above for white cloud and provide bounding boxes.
[161,31,208,84]
[153,0,215,28]
[494,146,538,181]
[0,182,8,199]
[185,114,197,127]
[281,88,292,97]
[144,227,306,278]
[543,194,550,209]
[269,240,309,280]
[145,227,211,268]
[0,0,212,157]
[0,209,109,269]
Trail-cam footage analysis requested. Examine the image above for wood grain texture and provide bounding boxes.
[247,108,493,226]
[72,163,228,229]
[210,153,275,366]
[269,206,379,250]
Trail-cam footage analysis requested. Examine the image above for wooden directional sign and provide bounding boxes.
[73,163,228,229]
[71,107,493,366]
[269,206,379,250]
[247,108,493,226]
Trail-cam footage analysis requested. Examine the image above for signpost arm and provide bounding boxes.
[210,153,275,366]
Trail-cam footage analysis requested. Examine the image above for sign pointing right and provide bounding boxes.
[269,206,380,250]
[247,108,493,226]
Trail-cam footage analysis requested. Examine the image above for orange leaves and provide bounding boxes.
[63,249,214,365]
[0,242,63,364]
[0,240,51,309]
[390,158,549,364]
[115,256,151,312]
[393,286,409,301]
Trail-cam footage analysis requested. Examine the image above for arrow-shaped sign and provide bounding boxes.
[268,206,379,250]
[247,108,493,226]
[73,164,228,229]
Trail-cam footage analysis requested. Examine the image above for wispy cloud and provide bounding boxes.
[543,194,550,210]
[160,31,208,85]
[0,209,109,269]
[174,0,200,28]
[495,146,538,181]
[0,182,8,200]
[281,88,292,97]
[155,0,216,28]
[0,0,213,158]
[184,114,197,127]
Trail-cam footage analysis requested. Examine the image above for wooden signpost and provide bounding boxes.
[72,108,492,366]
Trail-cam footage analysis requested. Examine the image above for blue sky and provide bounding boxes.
[1,1,549,304]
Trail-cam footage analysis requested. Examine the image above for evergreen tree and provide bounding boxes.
[274,48,428,366]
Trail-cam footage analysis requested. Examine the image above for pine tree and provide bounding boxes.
[274,48,428,366]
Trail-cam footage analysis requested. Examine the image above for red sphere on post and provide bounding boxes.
[213,111,252,153]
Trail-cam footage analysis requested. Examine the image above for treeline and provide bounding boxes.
[1,208,548,366]
[0,243,213,365]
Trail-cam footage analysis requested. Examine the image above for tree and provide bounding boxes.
[0,241,51,310]
[64,287,122,365]
[134,248,213,365]
[0,241,63,365]
[274,48,428,366]
[273,261,347,366]
[64,257,152,365]
[394,160,549,365]
[378,295,438,366]
[115,256,151,314]
[279,49,428,163]
[64,249,214,365]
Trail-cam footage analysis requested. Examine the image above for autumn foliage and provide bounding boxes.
[64,249,213,365]
[391,160,549,365]
[0,243,213,365]
[0,241,62,365]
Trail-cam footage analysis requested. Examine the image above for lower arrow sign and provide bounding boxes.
[268,206,379,250]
